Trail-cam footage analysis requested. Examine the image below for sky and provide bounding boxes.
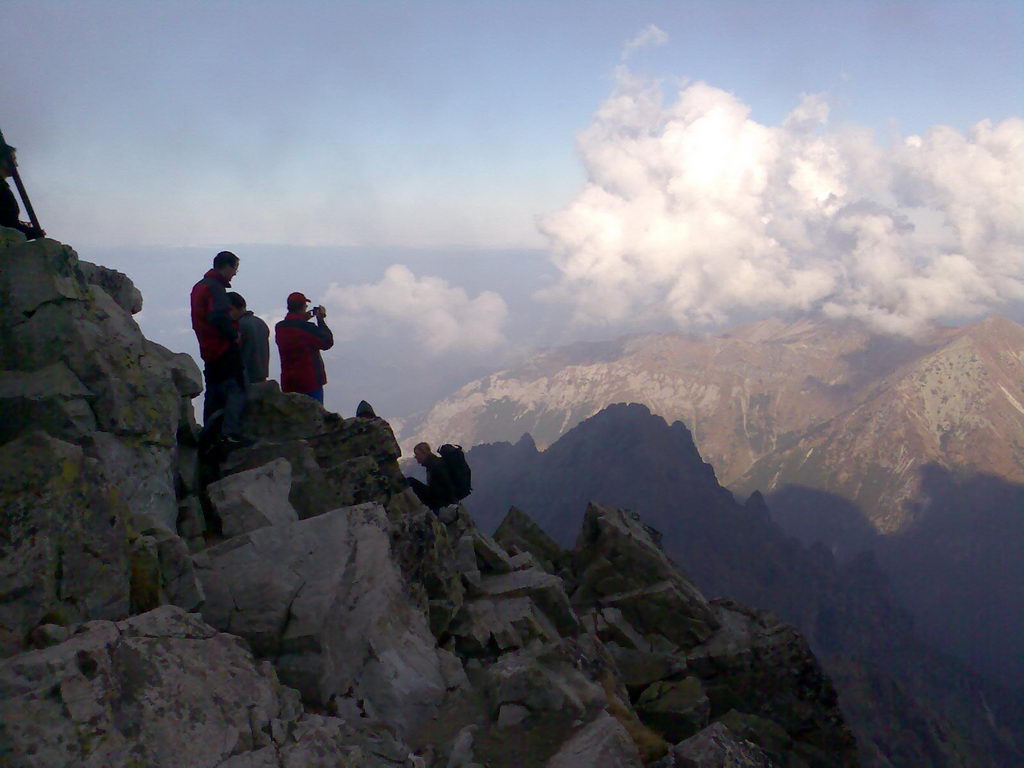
[3,0,1022,419]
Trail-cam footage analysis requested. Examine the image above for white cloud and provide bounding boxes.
[321,265,508,355]
[539,73,1024,336]
[622,24,668,60]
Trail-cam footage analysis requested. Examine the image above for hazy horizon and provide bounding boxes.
[5,1,1021,419]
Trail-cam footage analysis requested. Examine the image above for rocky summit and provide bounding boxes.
[0,232,859,766]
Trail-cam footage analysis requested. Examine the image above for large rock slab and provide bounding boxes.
[635,677,710,744]
[221,439,335,518]
[0,238,86,326]
[0,238,196,537]
[238,380,334,440]
[483,644,606,724]
[449,596,556,655]
[478,569,581,636]
[143,338,203,398]
[207,457,298,537]
[77,259,143,315]
[545,711,643,768]
[0,605,410,768]
[686,600,858,765]
[606,641,688,692]
[193,502,449,736]
[667,722,773,768]
[223,390,407,519]
[85,431,179,532]
[0,362,96,444]
[0,431,130,657]
[0,240,181,442]
[572,503,719,650]
[494,505,566,572]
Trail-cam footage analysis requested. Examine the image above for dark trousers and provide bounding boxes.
[203,348,247,438]
[407,477,448,511]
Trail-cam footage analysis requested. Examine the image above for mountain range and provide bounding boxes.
[410,315,1024,531]
[408,314,1024,686]
[463,403,1024,767]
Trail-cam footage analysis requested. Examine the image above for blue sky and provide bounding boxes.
[4,1,1020,249]
[3,1,1022,417]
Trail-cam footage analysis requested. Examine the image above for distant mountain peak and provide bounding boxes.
[409,313,1024,533]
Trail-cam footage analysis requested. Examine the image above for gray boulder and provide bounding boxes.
[494,505,566,572]
[207,457,299,537]
[194,502,450,736]
[0,238,198,536]
[0,605,410,768]
[77,259,143,315]
[85,430,179,531]
[0,362,95,444]
[478,568,581,636]
[667,722,774,768]
[572,503,719,650]
[686,599,858,762]
[545,711,643,768]
[0,431,130,657]
[635,677,711,744]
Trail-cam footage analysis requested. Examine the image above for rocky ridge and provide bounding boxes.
[464,403,1024,767]
[406,315,1024,535]
[407,315,1024,692]
[0,232,857,767]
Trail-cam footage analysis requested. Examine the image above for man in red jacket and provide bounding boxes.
[190,251,247,442]
[275,292,334,403]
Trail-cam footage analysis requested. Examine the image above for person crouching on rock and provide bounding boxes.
[275,292,334,404]
[190,251,248,445]
[0,142,45,240]
[406,442,457,513]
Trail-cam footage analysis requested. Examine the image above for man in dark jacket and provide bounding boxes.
[406,442,457,512]
[191,252,247,441]
[227,292,270,384]
[1,143,45,240]
[275,292,334,403]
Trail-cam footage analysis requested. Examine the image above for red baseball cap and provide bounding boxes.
[287,292,310,306]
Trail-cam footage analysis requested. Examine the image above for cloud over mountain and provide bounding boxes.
[622,24,668,60]
[540,73,1024,335]
[322,264,508,354]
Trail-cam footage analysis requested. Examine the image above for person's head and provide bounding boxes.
[413,442,433,466]
[226,291,246,320]
[213,251,240,279]
[287,291,310,314]
[0,144,15,178]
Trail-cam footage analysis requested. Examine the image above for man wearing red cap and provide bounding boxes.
[275,292,334,403]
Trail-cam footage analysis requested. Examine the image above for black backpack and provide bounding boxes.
[438,444,472,501]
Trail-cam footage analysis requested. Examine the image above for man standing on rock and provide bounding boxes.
[0,142,45,240]
[275,292,334,403]
[227,292,270,384]
[191,252,247,443]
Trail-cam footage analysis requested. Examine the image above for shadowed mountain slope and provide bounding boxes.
[411,315,1024,537]
[465,403,1024,767]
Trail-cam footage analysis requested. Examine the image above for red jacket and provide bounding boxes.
[275,312,334,394]
[190,270,236,363]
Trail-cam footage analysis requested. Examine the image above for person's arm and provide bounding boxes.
[207,285,237,342]
[310,307,334,350]
[257,320,271,381]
